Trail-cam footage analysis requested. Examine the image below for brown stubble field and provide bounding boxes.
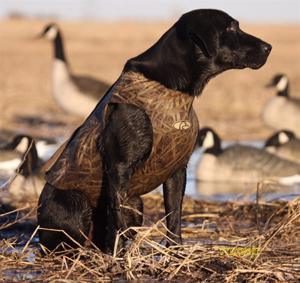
[0,19,300,140]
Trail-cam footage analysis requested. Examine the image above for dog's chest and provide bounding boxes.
[130,112,198,196]
[111,77,198,195]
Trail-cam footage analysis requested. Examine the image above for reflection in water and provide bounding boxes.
[186,141,300,201]
[195,180,300,202]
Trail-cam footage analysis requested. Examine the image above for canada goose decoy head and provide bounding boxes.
[0,135,39,177]
[266,73,289,97]
[197,127,222,155]
[39,23,67,64]
[39,23,60,40]
[1,134,30,152]
[265,130,296,148]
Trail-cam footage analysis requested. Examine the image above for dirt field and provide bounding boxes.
[0,19,300,140]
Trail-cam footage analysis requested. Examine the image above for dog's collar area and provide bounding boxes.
[112,71,194,111]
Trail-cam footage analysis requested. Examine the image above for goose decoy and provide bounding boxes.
[196,127,300,184]
[265,130,300,164]
[39,23,110,117]
[0,134,60,177]
[261,74,300,135]
[0,135,46,202]
[0,135,38,177]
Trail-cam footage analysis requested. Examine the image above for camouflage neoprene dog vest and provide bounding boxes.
[45,72,199,207]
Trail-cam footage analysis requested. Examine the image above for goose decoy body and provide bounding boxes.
[261,74,300,135]
[265,130,300,164]
[40,23,110,117]
[196,127,300,184]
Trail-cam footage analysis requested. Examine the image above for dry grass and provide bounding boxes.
[0,194,299,282]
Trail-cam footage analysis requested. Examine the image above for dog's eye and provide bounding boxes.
[226,26,235,32]
[226,21,239,32]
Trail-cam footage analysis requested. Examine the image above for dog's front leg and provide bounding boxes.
[101,103,153,253]
[163,166,186,245]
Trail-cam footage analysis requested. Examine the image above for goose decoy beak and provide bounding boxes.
[35,32,44,39]
[33,33,43,40]
[265,77,277,88]
[265,81,274,88]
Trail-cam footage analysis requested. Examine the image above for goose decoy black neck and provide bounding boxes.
[265,130,295,148]
[54,31,67,63]
[41,23,68,64]
[197,127,222,156]
[19,139,39,177]
[267,73,289,97]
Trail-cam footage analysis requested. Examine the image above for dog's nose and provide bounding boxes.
[262,43,272,54]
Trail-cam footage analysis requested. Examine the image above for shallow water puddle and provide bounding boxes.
[0,242,41,281]
[1,139,300,202]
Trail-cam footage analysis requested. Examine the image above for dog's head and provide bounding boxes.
[126,9,272,95]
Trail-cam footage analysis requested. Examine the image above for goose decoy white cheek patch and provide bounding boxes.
[45,26,58,40]
[276,76,288,92]
[202,131,215,149]
[278,132,290,144]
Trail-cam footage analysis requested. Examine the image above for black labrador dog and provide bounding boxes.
[37,9,271,253]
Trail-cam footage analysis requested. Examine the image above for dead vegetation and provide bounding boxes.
[0,194,299,282]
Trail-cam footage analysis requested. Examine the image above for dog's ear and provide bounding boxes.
[176,13,218,58]
[188,30,217,58]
